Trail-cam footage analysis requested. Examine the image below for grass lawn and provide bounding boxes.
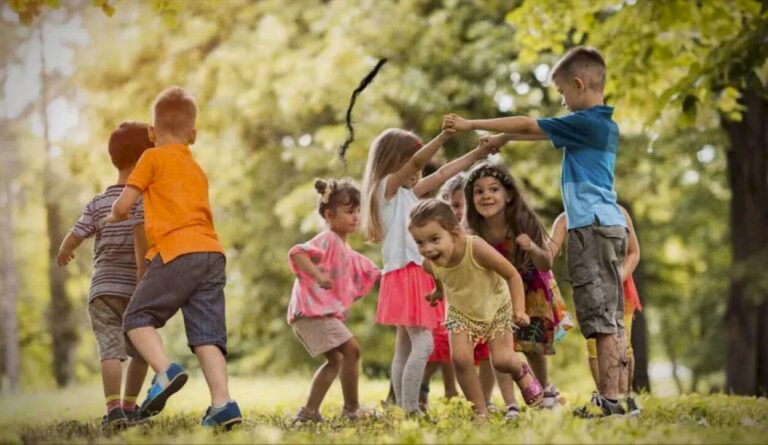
[1,375,767,444]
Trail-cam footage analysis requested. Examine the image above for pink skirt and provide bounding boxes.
[377,262,440,329]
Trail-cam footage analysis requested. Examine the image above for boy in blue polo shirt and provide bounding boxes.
[443,46,631,417]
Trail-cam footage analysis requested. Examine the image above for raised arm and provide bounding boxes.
[471,237,529,327]
[413,140,494,198]
[548,212,568,258]
[443,114,549,141]
[106,186,142,223]
[56,231,84,266]
[620,206,640,281]
[385,130,453,199]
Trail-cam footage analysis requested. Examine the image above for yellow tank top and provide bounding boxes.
[431,236,510,322]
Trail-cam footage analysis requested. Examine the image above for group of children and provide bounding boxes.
[58,45,642,432]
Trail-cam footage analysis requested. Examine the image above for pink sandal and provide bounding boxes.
[514,363,543,407]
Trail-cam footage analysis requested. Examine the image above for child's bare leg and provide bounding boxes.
[101,359,123,410]
[493,368,518,407]
[449,331,487,416]
[478,359,496,402]
[127,327,170,374]
[304,349,343,413]
[588,357,600,389]
[337,339,360,411]
[595,332,625,400]
[488,331,541,405]
[625,347,635,394]
[423,362,439,387]
[194,344,232,407]
[440,363,459,398]
[524,352,548,387]
[124,356,148,403]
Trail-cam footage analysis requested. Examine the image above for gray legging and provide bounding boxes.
[391,326,433,413]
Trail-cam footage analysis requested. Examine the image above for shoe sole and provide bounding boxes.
[220,417,242,430]
[139,372,189,418]
[627,409,641,417]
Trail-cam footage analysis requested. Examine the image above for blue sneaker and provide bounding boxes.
[138,362,188,418]
[201,401,242,430]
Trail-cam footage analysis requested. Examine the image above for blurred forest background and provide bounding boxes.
[1,0,766,399]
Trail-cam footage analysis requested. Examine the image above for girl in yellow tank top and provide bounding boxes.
[408,198,544,417]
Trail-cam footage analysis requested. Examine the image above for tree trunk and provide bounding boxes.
[0,123,20,392]
[39,24,77,388]
[722,81,768,396]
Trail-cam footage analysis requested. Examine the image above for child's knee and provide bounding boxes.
[452,355,474,372]
[325,351,344,369]
[341,341,360,361]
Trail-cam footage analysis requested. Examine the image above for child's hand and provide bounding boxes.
[480,134,508,153]
[426,289,444,306]
[315,272,332,290]
[477,137,498,156]
[443,114,472,132]
[56,249,74,266]
[515,234,535,252]
[513,311,530,327]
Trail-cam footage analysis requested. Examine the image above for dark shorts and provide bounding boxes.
[89,295,139,361]
[567,224,627,339]
[123,252,228,355]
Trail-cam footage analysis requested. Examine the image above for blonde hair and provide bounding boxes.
[360,128,422,242]
[152,86,197,139]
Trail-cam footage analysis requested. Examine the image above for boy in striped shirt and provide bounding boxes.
[56,122,153,431]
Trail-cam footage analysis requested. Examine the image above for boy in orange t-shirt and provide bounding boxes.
[107,86,241,429]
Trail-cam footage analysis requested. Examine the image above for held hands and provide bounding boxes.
[426,289,444,307]
[513,311,530,327]
[443,113,472,133]
[479,134,509,153]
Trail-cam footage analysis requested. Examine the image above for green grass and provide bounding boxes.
[2,375,767,444]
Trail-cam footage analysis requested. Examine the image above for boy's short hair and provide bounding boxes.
[108,122,153,169]
[152,86,197,139]
[409,198,459,232]
[550,46,606,91]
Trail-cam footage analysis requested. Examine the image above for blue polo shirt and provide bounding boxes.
[537,105,626,230]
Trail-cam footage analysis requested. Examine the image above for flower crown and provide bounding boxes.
[468,165,513,189]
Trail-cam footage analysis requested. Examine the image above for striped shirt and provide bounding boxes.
[72,185,144,302]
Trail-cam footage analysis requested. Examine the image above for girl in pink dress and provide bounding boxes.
[361,128,494,414]
[288,179,380,423]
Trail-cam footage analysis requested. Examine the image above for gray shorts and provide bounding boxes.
[123,252,228,355]
[88,295,139,361]
[566,224,627,339]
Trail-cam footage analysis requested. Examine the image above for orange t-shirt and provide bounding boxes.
[127,143,223,263]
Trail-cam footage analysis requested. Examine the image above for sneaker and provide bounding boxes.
[138,362,189,418]
[291,406,324,425]
[101,407,128,433]
[201,401,243,430]
[542,385,560,409]
[503,404,520,421]
[572,392,626,418]
[625,395,641,417]
[124,408,149,426]
[485,400,500,414]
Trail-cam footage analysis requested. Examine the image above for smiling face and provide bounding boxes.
[326,203,360,236]
[409,220,459,268]
[472,176,509,220]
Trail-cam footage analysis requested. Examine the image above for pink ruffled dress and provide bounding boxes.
[287,230,380,323]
